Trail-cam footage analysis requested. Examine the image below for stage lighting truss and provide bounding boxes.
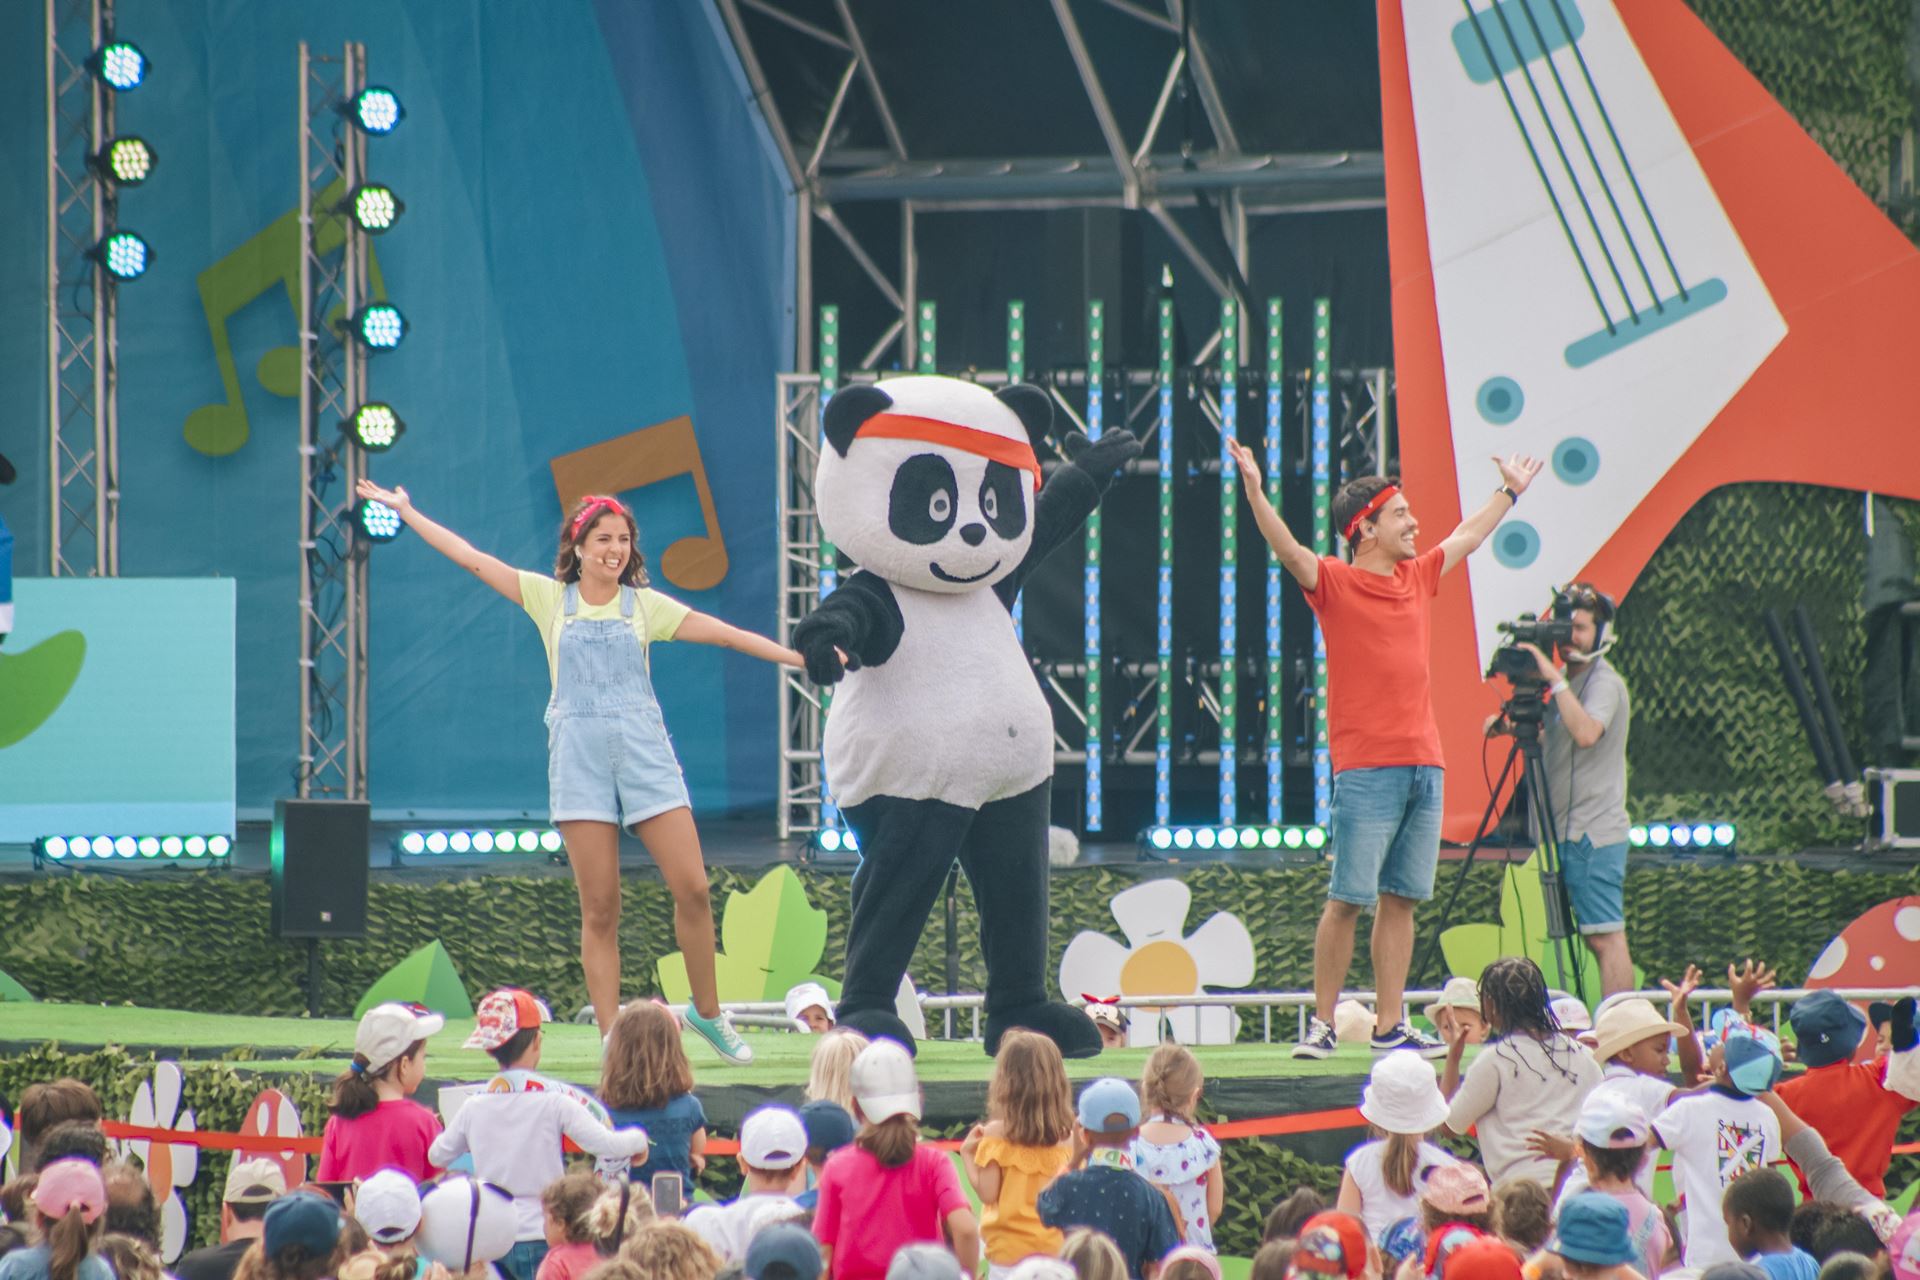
[342,402,405,452]
[394,829,565,857]
[1142,824,1327,854]
[89,40,148,91]
[344,182,403,234]
[36,834,231,864]
[347,86,404,135]
[91,231,152,281]
[352,498,404,543]
[349,303,407,351]
[91,135,156,186]
[1629,821,1736,851]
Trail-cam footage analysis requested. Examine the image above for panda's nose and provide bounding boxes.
[959,523,986,546]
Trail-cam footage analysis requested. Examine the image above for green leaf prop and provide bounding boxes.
[0,631,85,749]
[0,969,34,1002]
[353,939,473,1018]
[1438,854,1640,1006]
[657,866,841,1004]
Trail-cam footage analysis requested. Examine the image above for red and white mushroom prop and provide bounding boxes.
[1803,896,1920,1062]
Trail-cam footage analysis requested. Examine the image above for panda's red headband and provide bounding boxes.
[855,412,1042,490]
[569,496,632,540]
[1343,485,1400,541]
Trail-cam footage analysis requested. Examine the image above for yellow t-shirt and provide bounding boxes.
[517,571,691,685]
[976,1137,1074,1264]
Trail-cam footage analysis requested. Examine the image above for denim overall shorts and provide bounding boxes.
[545,583,690,828]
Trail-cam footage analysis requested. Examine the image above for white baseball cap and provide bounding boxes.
[356,1003,446,1074]
[740,1106,809,1171]
[849,1039,921,1123]
[353,1169,422,1244]
[418,1178,517,1269]
[784,983,836,1030]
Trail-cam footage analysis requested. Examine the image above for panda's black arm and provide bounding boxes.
[993,463,1102,611]
[793,570,905,682]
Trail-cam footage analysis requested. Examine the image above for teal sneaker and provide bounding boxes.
[684,1007,753,1064]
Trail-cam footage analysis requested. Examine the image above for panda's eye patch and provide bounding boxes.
[979,461,1027,540]
[888,453,959,546]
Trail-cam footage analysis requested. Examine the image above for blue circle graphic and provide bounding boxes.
[1553,436,1599,485]
[1476,376,1524,425]
[1493,520,1540,568]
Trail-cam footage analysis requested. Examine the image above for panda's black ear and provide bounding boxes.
[822,384,894,458]
[994,383,1053,450]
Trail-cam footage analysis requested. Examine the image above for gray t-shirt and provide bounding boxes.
[1533,657,1630,847]
[1446,1033,1601,1185]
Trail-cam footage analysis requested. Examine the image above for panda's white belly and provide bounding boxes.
[823,587,1054,810]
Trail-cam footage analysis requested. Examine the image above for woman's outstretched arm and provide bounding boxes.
[355,479,523,605]
[671,611,803,666]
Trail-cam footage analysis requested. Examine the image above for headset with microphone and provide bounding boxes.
[1557,582,1618,663]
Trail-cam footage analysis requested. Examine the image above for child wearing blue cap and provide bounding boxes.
[1538,1192,1643,1280]
[1775,992,1920,1198]
[1036,1079,1180,1280]
[1653,1028,1784,1269]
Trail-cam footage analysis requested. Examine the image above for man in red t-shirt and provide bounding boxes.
[1227,438,1542,1059]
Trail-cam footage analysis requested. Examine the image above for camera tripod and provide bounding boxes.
[1414,687,1586,996]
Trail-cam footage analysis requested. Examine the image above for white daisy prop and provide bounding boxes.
[1057,879,1256,1046]
[117,1062,198,1262]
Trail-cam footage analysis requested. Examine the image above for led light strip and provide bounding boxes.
[1264,299,1285,824]
[1084,299,1104,832]
[1009,300,1026,640]
[37,835,232,862]
[1629,821,1736,849]
[1219,297,1239,824]
[1144,824,1328,853]
[1311,298,1333,828]
[818,306,841,833]
[396,829,563,856]
[1155,295,1175,828]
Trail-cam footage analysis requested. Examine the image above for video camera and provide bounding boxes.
[1486,588,1581,721]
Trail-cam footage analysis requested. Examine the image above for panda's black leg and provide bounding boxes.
[957,781,1102,1059]
[838,793,971,1055]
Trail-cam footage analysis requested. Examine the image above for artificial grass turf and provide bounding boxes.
[0,1002,1384,1086]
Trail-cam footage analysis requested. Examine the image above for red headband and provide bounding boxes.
[1342,485,1400,541]
[569,496,632,541]
[855,412,1042,490]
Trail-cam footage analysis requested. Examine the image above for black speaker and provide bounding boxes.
[271,799,370,938]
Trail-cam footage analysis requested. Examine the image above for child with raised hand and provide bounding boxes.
[1133,1046,1224,1252]
[1338,1052,1458,1243]
[319,1003,446,1183]
[1443,958,1599,1186]
[599,1001,707,1186]
[1776,991,1920,1198]
[1653,1028,1784,1270]
[813,1039,978,1280]
[961,1030,1077,1278]
[0,1160,112,1280]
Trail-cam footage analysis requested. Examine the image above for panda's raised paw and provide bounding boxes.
[1061,427,1143,484]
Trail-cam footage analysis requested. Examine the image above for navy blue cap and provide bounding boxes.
[746,1222,822,1280]
[799,1099,856,1155]
[263,1191,342,1258]
[1789,991,1867,1068]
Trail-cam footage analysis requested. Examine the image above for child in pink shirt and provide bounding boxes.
[813,1040,978,1280]
[534,1173,602,1280]
[317,1002,445,1182]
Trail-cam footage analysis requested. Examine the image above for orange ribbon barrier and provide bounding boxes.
[103,1121,324,1155]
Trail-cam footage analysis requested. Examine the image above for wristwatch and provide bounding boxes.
[1497,484,1519,504]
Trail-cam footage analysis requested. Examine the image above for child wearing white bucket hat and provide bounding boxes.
[1337,1051,1459,1242]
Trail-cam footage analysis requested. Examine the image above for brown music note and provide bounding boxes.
[182,180,382,457]
[549,416,731,591]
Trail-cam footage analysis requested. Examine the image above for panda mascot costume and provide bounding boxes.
[793,374,1139,1058]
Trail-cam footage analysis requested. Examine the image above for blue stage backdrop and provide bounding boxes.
[0,2,795,818]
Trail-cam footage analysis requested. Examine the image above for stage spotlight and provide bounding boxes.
[345,183,404,234]
[90,836,114,858]
[1172,827,1193,850]
[342,402,405,452]
[115,836,137,858]
[138,836,160,857]
[1261,828,1282,849]
[1304,826,1327,850]
[1194,827,1216,850]
[400,832,425,855]
[161,836,183,857]
[471,830,495,853]
[449,830,472,853]
[348,86,404,135]
[185,836,208,857]
[92,136,156,186]
[1712,822,1736,847]
[351,303,407,351]
[1628,825,1647,847]
[424,831,449,854]
[90,41,148,91]
[92,231,153,281]
[516,830,538,852]
[354,498,404,543]
[1217,827,1239,850]
[1648,824,1671,847]
[540,830,564,853]
[1239,827,1259,849]
[1690,823,1713,847]
[41,837,69,860]
[1148,827,1172,851]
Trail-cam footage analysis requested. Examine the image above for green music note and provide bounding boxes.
[183,179,388,457]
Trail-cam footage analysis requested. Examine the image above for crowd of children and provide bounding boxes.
[4,962,1918,1280]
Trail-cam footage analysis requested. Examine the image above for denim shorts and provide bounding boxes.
[497,1239,548,1280]
[547,703,691,830]
[1560,833,1628,934]
[1327,765,1444,904]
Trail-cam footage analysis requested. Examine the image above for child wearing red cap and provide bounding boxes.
[1287,1211,1376,1280]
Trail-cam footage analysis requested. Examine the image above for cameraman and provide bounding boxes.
[1501,584,1634,995]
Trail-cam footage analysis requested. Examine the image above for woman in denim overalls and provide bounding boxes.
[356,481,801,1062]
